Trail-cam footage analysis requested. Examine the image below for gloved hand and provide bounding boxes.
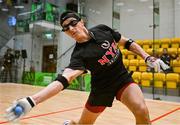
[145,56,170,72]
[5,96,36,121]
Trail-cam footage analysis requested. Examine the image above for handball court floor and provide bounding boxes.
[0,83,179,125]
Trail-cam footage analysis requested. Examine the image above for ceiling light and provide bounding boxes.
[140,0,148,2]
[0,0,3,3]
[45,33,53,40]
[14,5,24,9]
[148,6,153,9]
[1,8,9,11]
[116,2,124,6]
[96,11,101,14]
[127,9,134,12]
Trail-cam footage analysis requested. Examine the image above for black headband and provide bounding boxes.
[60,13,81,26]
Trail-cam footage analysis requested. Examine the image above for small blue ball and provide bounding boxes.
[14,106,23,116]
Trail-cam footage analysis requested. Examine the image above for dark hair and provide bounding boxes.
[60,10,81,26]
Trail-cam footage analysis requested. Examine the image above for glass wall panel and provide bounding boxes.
[113,0,180,99]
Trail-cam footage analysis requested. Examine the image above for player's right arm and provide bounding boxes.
[5,68,84,121]
[32,68,84,104]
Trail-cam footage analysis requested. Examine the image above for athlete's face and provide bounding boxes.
[62,17,89,43]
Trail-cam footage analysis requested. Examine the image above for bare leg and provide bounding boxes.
[117,83,151,125]
[78,107,103,124]
[67,107,104,125]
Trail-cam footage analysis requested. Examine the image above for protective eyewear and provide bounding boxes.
[62,19,80,32]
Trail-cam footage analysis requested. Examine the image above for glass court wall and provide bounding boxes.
[113,0,180,98]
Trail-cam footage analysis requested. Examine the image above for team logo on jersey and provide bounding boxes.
[101,40,110,49]
[98,42,120,66]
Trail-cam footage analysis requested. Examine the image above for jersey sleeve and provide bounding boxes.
[66,45,86,71]
[96,24,121,43]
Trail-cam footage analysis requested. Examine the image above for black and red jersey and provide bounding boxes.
[67,24,133,98]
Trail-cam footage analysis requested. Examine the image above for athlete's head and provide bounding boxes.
[60,11,90,43]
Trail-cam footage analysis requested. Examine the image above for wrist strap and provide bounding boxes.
[27,97,35,107]
[145,56,151,62]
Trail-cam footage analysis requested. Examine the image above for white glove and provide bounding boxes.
[145,56,170,72]
[5,96,36,122]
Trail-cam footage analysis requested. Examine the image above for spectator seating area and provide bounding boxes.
[119,38,180,96]
[132,72,179,95]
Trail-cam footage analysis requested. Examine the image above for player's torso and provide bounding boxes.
[74,26,130,91]
[81,29,122,72]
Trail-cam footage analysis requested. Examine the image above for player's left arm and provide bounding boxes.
[118,35,149,59]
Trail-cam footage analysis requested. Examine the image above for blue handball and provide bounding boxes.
[14,105,23,116]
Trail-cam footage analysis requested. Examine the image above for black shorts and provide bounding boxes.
[87,75,134,107]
